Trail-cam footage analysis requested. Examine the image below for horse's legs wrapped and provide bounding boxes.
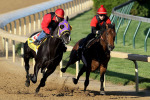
[73,65,86,84]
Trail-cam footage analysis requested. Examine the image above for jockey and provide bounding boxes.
[79,5,111,52]
[34,8,64,45]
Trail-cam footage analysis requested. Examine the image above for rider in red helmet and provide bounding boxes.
[79,5,111,52]
[34,8,65,45]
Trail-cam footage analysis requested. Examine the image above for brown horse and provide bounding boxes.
[61,24,116,95]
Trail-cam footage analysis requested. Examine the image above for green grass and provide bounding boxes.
[63,9,150,90]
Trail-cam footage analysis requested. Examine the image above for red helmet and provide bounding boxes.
[97,5,107,14]
[55,8,64,18]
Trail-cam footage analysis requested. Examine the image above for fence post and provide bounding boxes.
[132,60,139,92]
[33,58,35,69]
[6,38,8,59]
[19,19,22,35]
[12,40,15,62]
[24,17,26,35]
[29,16,31,33]
[33,14,36,31]
[14,21,17,35]
[60,60,63,77]
[76,61,79,78]
[21,43,24,66]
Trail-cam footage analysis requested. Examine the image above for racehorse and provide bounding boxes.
[23,17,71,93]
[61,23,116,95]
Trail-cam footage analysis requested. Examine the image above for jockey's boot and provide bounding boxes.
[33,39,40,45]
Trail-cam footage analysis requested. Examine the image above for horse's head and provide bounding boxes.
[101,24,116,51]
[57,17,72,44]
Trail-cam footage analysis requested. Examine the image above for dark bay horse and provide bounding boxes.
[61,24,116,95]
[24,18,71,93]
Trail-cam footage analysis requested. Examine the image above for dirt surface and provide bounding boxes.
[0,0,49,14]
[0,0,150,100]
[0,57,150,100]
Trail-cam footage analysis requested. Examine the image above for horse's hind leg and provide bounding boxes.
[73,65,86,84]
[61,50,78,73]
[35,68,55,93]
[24,56,30,87]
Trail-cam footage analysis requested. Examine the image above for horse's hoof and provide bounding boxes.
[35,88,40,93]
[40,82,45,87]
[72,78,78,84]
[61,68,66,73]
[30,74,37,84]
[100,91,105,95]
[25,80,30,87]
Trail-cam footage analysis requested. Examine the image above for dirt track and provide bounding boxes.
[0,0,150,100]
[0,57,150,100]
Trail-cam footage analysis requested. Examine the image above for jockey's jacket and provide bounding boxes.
[41,12,59,34]
[90,15,111,34]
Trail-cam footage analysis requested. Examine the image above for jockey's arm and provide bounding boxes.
[90,16,102,35]
[91,27,102,35]
[41,14,52,34]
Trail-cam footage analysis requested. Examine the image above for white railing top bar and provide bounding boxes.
[112,0,150,23]
[0,0,73,28]
[0,29,27,42]
[0,28,73,51]
[110,51,150,62]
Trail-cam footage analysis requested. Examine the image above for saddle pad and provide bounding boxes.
[27,32,47,53]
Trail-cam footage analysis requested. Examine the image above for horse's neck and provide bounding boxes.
[52,26,59,38]
[47,36,63,52]
[100,32,108,51]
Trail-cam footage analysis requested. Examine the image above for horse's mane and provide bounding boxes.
[101,23,115,32]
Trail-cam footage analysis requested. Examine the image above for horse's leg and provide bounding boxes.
[41,67,46,77]
[24,56,30,87]
[72,65,86,84]
[61,50,78,73]
[35,68,55,93]
[84,67,91,92]
[99,64,107,95]
[30,62,41,83]
[61,59,78,73]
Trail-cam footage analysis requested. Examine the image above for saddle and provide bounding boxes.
[27,32,48,53]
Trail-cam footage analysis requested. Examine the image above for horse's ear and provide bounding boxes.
[106,24,108,29]
[113,23,115,27]
[112,23,115,29]
[66,16,69,21]
[70,25,72,31]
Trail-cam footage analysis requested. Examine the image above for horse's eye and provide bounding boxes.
[60,25,64,29]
